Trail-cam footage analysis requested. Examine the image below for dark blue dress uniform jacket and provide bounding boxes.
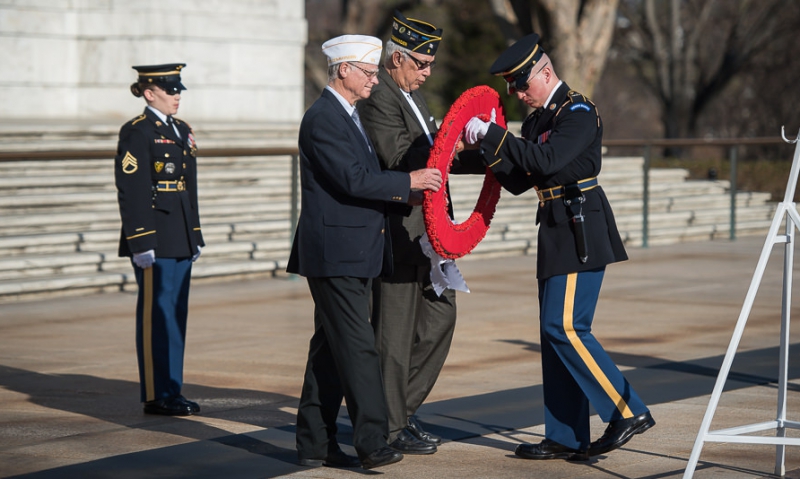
[287,88,412,278]
[114,107,204,259]
[478,82,627,279]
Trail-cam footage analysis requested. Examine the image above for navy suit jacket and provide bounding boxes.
[287,88,413,278]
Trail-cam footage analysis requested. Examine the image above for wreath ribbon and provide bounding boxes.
[423,85,505,259]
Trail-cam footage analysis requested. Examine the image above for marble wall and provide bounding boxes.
[0,0,307,123]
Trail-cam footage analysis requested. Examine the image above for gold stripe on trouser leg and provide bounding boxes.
[563,273,633,418]
[143,267,155,402]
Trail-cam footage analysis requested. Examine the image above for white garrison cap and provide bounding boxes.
[322,34,383,66]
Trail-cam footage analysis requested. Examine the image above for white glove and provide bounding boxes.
[133,250,155,269]
[464,108,496,145]
[191,246,202,262]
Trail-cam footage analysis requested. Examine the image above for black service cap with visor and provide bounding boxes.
[130,63,187,97]
[489,33,544,94]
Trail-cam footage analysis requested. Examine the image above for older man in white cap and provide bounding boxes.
[287,34,443,470]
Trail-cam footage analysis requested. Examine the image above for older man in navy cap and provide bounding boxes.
[115,63,203,417]
[288,34,443,470]
[464,34,655,461]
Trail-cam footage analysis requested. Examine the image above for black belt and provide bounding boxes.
[536,177,598,206]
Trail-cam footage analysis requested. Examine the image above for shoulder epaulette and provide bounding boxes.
[567,90,588,103]
[130,114,147,126]
[555,90,597,119]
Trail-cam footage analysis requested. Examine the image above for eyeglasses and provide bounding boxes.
[348,62,379,79]
[507,61,549,95]
[403,51,436,70]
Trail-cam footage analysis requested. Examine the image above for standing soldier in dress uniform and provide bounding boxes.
[114,63,204,416]
[464,34,655,460]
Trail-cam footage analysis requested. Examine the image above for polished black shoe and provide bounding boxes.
[389,428,437,455]
[177,395,200,413]
[143,397,193,416]
[407,416,441,445]
[515,439,589,461]
[588,411,656,456]
[298,448,361,468]
[360,446,403,470]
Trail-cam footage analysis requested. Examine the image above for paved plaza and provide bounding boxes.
[2,236,800,478]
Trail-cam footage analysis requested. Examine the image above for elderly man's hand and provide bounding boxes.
[409,168,443,192]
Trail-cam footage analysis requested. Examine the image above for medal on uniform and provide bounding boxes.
[188,133,197,156]
[154,161,164,173]
[165,162,175,174]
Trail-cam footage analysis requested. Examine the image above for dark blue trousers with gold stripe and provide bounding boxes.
[132,258,192,403]
[538,268,648,450]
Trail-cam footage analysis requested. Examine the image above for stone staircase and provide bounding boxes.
[0,125,778,303]
[451,156,776,256]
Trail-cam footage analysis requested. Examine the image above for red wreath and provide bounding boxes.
[423,85,505,259]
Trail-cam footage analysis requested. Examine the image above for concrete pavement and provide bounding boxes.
[2,236,800,478]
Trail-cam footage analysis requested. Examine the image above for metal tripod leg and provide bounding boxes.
[684,127,800,478]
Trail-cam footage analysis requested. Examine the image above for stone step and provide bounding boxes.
[0,155,291,173]
[0,184,293,211]
[0,258,289,303]
[622,219,774,247]
[0,167,291,191]
[0,146,780,302]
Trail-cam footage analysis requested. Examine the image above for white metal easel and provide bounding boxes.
[684,127,800,477]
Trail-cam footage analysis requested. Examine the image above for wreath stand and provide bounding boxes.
[684,127,800,478]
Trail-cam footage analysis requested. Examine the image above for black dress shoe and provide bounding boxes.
[177,395,200,413]
[407,416,441,445]
[143,397,193,416]
[389,428,437,455]
[588,411,656,456]
[360,446,403,470]
[298,449,361,468]
[515,439,588,461]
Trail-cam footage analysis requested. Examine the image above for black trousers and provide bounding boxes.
[296,276,389,460]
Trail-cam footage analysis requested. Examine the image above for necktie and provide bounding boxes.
[351,109,370,148]
[167,116,181,139]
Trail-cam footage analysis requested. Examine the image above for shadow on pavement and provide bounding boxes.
[2,342,799,478]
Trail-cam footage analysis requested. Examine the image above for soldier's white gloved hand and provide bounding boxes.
[464,108,496,145]
[133,250,156,269]
[191,246,202,262]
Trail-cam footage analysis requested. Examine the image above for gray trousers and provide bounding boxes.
[372,262,457,440]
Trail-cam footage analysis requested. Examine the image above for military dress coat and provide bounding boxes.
[114,107,204,259]
[477,82,627,278]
